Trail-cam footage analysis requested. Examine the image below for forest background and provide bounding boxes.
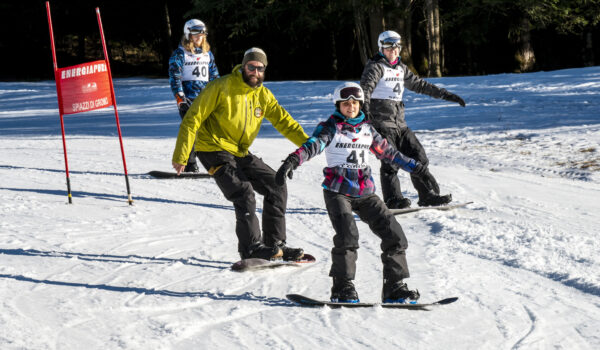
[2,0,600,81]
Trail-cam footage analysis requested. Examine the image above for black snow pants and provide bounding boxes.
[179,108,197,167]
[197,151,287,256]
[379,127,440,201]
[323,190,410,282]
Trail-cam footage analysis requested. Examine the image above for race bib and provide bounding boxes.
[325,124,373,169]
[182,52,210,82]
[371,66,404,101]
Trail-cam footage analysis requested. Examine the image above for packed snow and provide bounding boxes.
[1,66,599,349]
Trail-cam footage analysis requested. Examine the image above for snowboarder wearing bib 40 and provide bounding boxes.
[168,19,219,173]
[276,82,422,303]
[360,30,465,209]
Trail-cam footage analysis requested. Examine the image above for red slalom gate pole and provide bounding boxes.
[96,7,133,205]
[46,1,73,204]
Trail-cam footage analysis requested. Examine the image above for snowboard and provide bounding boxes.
[286,293,458,309]
[231,254,316,272]
[390,201,473,215]
[148,170,211,179]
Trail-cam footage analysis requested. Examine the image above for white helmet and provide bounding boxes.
[184,19,207,36]
[332,82,364,105]
[378,30,401,51]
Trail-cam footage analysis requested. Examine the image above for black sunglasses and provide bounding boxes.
[246,64,266,73]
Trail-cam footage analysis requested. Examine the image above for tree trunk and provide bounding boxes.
[330,30,338,79]
[425,0,441,77]
[514,17,535,72]
[327,0,338,78]
[369,1,385,55]
[582,28,595,67]
[352,0,371,65]
[440,17,445,74]
[162,1,173,71]
[389,0,416,72]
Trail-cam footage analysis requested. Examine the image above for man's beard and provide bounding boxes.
[242,70,264,88]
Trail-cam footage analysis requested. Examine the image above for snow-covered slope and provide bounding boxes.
[1,67,599,349]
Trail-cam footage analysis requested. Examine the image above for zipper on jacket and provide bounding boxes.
[237,94,250,147]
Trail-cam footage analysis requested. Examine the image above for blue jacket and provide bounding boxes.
[168,45,219,99]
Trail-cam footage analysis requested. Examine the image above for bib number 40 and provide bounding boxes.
[192,66,208,78]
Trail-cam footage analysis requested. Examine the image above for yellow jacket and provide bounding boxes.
[172,64,308,163]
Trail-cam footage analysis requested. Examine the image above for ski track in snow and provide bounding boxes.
[1,67,600,349]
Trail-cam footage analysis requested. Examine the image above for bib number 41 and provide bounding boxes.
[346,150,366,164]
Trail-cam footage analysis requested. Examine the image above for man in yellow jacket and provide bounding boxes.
[172,48,309,261]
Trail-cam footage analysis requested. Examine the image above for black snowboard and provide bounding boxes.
[148,170,211,179]
[390,201,473,215]
[286,294,458,309]
[231,254,316,272]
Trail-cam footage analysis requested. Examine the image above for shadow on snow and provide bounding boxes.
[0,182,328,215]
[0,248,233,268]
[0,274,292,306]
[0,248,294,306]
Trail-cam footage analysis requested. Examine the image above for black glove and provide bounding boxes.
[178,96,193,115]
[275,154,300,186]
[443,91,465,107]
[412,162,428,176]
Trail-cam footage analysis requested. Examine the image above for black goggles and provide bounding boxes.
[189,26,207,35]
[380,37,401,49]
[246,63,266,72]
[339,86,363,100]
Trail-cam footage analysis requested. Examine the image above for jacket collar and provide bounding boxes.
[333,110,365,125]
[375,52,399,68]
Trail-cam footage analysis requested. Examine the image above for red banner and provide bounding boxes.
[56,60,113,115]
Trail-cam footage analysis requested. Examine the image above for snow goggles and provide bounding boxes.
[339,86,363,100]
[380,37,401,49]
[246,63,266,72]
[189,25,207,35]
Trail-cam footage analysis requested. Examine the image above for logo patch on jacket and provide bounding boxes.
[254,107,263,118]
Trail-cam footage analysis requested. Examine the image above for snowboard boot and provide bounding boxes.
[184,162,200,173]
[382,279,420,304]
[330,277,359,303]
[385,197,412,209]
[243,243,283,260]
[417,191,452,207]
[275,240,304,261]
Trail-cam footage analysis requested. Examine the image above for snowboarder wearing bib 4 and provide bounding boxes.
[276,83,422,303]
[172,48,308,262]
[360,30,465,209]
[168,19,219,173]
